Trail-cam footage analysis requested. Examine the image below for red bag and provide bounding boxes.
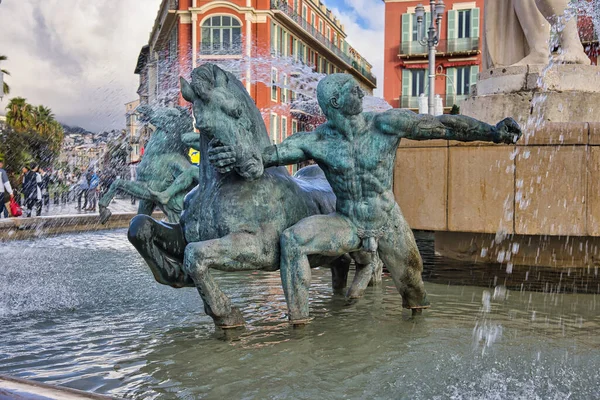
[9,197,22,217]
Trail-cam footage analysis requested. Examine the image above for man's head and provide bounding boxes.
[30,163,38,172]
[317,74,365,119]
[0,155,4,169]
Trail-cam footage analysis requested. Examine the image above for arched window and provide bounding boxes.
[201,15,242,55]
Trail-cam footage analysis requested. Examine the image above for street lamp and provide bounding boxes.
[416,0,445,115]
[0,69,3,101]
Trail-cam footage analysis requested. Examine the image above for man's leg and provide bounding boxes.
[280,213,361,323]
[535,0,591,64]
[377,205,429,314]
[513,0,550,66]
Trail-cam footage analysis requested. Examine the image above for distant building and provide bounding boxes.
[125,99,149,164]
[135,0,377,144]
[383,0,484,112]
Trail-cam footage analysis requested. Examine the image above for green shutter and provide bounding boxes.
[402,68,411,106]
[447,10,457,39]
[271,22,276,53]
[402,13,411,44]
[470,65,479,94]
[425,11,431,30]
[471,8,480,38]
[446,67,456,105]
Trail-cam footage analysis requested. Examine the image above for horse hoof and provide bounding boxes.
[288,317,313,326]
[99,206,112,224]
[214,307,245,328]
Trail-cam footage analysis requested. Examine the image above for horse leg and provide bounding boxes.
[330,255,351,294]
[137,199,155,216]
[127,214,194,288]
[183,231,278,328]
[346,251,380,300]
[369,255,384,287]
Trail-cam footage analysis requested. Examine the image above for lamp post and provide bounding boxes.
[0,69,3,101]
[415,0,445,115]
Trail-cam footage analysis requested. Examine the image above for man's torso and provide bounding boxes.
[305,114,401,230]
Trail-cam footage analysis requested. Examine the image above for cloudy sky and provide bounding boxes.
[0,0,384,132]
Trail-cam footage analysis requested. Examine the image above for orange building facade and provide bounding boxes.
[135,0,376,144]
[383,0,484,112]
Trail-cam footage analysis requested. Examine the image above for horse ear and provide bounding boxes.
[212,65,229,87]
[180,77,196,103]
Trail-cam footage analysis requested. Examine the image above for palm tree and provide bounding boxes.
[5,97,32,131]
[0,55,10,96]
[32,105,55,136]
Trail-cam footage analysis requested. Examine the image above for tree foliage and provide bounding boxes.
[0,55,9,95]
[0,97,64,174]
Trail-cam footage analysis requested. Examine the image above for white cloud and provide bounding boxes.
[329,0,385,97]
[0,0,161,132]
[0,0,386,131]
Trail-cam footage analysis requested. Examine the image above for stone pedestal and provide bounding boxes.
[393,64,600,268]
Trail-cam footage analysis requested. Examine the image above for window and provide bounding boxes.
[302,5,307,20]
[281,75,288,103]
[271,68,278,101]
[457,10,471,39]
[201,15,242,54]
[456,66,471,95]
[281,116,288,141]
[326,26,331,41]
[411,13,426,41]
[311,13,315,27]
[321,58,327,74]
[270,114,279,143]
[333,32,338,46]
[319,20,323,34]
[411,69,426,96]
[292,120,298,134]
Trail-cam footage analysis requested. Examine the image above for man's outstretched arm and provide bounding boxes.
[377,109,522,144]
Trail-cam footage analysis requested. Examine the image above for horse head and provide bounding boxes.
[137,105,193,152]
[180,63,271,180]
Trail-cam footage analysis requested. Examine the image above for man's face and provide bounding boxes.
[0,161,4,169]
[338,80,364,116]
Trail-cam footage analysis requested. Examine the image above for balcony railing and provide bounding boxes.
[400,96,420,109]
[270,0,376,86]
[399,38,480,56]
[400,94,469,109]
[445,93,469,107]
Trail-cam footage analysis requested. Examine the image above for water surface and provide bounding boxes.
[1,230,599,399]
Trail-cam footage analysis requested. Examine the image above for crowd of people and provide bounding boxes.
[0,155,119,219]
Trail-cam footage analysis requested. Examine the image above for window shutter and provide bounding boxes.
[402,68,411,106]
[469,65,479,95]
[401,13,411,43]
[446,67,456,105]
[471,8,480,38]
[447,10,457,39]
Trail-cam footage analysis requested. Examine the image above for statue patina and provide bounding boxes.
[210,73,523,324]
[98,105,199,224]
[127,64,358,329]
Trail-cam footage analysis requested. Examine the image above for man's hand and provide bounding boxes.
[494,117,522,144]
[207,138,237,173]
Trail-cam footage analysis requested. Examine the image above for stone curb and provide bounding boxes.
[0,212,164,241]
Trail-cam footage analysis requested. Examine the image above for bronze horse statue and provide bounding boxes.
[127,64,382,328]
[98,105,198,224]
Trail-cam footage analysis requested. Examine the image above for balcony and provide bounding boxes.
[400,94,469,110]
[400,96,420,109]
[270,0,376,87]
[445,93,469,107]
[399,38,480,57]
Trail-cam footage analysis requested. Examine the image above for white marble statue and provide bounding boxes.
[484,0,590,69]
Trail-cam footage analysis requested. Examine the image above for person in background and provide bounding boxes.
[22,163,42,217]
[0,155,14,218]
[77,169,89,210]
[86,170,100,212]
[40,168,51,210]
